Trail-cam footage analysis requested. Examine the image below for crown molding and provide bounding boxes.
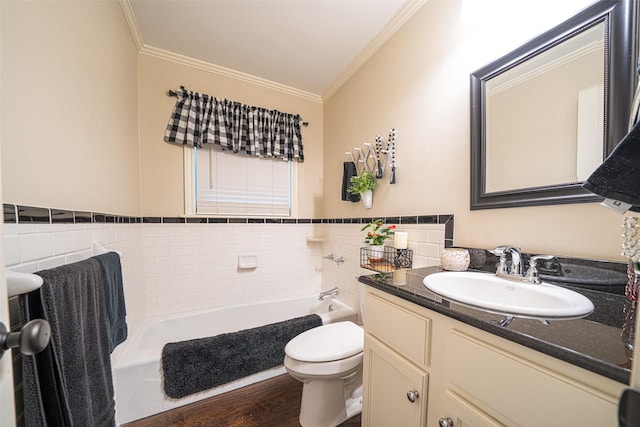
[140,46,322,103]
[118,0,144,51]
[118,0,424,104]
[321,0,428,101]
[118,0,321,103]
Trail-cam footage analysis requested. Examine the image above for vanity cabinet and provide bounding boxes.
[362,291,431,426]
[362,287,625,427]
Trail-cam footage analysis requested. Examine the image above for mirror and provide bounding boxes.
[470,0,638,209]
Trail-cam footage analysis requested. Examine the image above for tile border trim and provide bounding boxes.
[3,204,454,243]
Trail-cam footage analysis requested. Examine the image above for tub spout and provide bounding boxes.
[319,287,339,300]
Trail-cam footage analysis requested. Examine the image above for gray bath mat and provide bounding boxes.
[161,314,322,399]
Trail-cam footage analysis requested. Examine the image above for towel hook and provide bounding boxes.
[344,128,397,179]
[344,152,359,175]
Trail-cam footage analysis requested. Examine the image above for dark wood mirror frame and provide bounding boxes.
[470,0,638,210]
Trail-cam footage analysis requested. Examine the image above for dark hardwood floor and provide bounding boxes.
[122,374,362,427]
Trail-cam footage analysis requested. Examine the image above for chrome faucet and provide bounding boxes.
[490,245,523,276]
[323,254,344,265]
[319,287,339,300]
[490,246,556,284]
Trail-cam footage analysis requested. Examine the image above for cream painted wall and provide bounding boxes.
[0,1,140,215]
[1,0,624,261]
[138,54,323,217]
[323,0,625,261]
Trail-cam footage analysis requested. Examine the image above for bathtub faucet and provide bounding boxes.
[319,287,339,300]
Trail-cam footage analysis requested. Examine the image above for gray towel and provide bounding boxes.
[20,259,116,427]
[342,161,361,202]
[161,314,323,399]
[20,292,70,426]
[94,252,127,353]
[583,120,640,212]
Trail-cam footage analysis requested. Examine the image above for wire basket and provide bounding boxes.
[360,246,413,273]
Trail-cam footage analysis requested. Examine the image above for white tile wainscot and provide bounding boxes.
[3,222,145,332]
[141,223,322,317]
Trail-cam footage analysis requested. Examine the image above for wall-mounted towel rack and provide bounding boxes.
[93,242,123,258]
[345,128,397,183]
[6,270,44,298]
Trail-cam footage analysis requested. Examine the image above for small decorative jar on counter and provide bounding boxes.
[440,248,470,271]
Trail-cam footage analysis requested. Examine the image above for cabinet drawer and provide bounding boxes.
[365,291,431,366]
[448,330,618,426]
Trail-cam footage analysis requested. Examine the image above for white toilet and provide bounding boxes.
[284,321,364,427]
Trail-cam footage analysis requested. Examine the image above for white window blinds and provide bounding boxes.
[195,147,291,216]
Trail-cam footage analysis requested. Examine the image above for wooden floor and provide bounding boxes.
[123,374,362,427]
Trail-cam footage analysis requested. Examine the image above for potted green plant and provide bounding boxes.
[347,169,377,208]
[361,219,396,261]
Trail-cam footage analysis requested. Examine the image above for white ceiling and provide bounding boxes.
[126,0,425,97]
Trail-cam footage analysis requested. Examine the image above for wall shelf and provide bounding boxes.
[360,247,412,273]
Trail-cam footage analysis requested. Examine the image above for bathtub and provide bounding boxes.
[112,295,357,425]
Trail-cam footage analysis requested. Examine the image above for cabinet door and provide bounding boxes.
[448,330,619,426]
[363,334,428,427]
[440,390,505,427]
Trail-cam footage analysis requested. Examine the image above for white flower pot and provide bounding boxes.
[367,244,385,262]
[361,190,373,209]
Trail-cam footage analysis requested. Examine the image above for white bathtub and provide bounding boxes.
[112,295,357,425]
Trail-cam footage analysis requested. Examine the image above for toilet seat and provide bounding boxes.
[284,321,363,362]
[284,351,363,379]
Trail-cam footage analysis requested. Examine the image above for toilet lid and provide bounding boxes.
[285,321,364,362]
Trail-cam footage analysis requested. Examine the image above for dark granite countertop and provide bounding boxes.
[358,266,632,385]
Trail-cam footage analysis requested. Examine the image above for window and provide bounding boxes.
[184,146,293,217]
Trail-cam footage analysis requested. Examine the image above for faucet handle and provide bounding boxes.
[496,254,509,274]
[490,246,510,274]
[526,255,555,284]
[530,254,555,263]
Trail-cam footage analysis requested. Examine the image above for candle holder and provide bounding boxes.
[394,249,412,269]
[440,248,470,271]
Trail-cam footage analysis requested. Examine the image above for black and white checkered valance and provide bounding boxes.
[164,87,304,162]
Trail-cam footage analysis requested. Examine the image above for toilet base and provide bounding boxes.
[345,384,363,420]
[298,368,362,427]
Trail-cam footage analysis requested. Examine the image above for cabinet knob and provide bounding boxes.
[406,390,420,403]
[438,417,454,427]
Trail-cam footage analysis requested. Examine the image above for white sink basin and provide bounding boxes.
[423,271,594,319]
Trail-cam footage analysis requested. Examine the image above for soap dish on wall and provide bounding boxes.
[238,253,258,269]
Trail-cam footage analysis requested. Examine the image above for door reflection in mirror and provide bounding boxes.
[485,22,605,193]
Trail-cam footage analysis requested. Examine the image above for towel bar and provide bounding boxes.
[6,270,44,297]
[93,242,123,258]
